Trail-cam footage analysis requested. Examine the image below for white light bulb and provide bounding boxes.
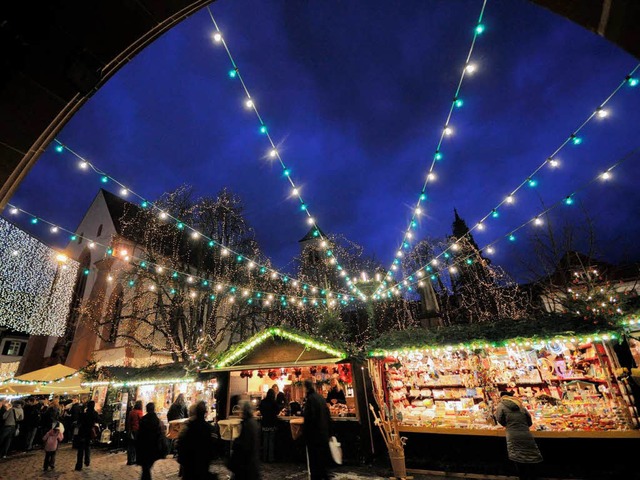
[330,258,336,265]
[216,284,223,291]
[465,63,477,74]
[600,171,611,180]
[213,32,222,43]
[120,188,128,196]
[243,290,249,297]
[406,232,413,239]
[596,108,608,118]
[292,188,299,196]
[505,195,514,204]
[89,242,96,249]
[156,266,164,273]
[307,217,315,225]
[187,276,194,283]
[221,248,229,256]
[271,272,278,279]
[149,285,156,291]
[107,275,113,282]
[120,249,128,257]
[534,217,543,226]
[10,208,18,215]
[486,246,495,254]
[476,223,485,231]
[417,271,424,278]
[443,126,453,136]
[190,291,197,298]
[449,266,458,274]
[321,241,327,248]
[415,207,422,215]
[548,158,559,168]
[191,231,199,239]
[427,173,436,181]
[245,99,254,109]
[451,243,460,251]
[50,226,59,233]
[79,161,88,170]
[431,259,439,266]
[159,212,168,220]
[396,251,403,258]
[248,261,255,269]
[269,149,277,158]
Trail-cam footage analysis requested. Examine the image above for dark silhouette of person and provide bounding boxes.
[177,401,219,480]
[303,380,332,480]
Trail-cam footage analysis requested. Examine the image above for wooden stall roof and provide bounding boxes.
[205,328,347,371]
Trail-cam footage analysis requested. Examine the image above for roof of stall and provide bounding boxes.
[204,327,348,372]
[91,362,192,386]
[368,315,624,356]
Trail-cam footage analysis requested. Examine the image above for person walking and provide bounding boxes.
[74,400,100,471]
[126,400,144,465]
[42,422,64,471]
[228,401,260,480]
[303,380,332,480]
[495,391,543,480]
[0,401,24,458]
[23,398,41,451]
[258,389,278,463]
[68,396,83,442]
[177,401,218,480]
[137,402,166,480]
[41,398,61,433]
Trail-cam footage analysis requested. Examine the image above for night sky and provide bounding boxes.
[7,0,640,283]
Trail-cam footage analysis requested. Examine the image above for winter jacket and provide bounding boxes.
[496,396,543,464]
[2,406,24,426]
[127,408,144,433]
[178,417,218,480]
[136,412,164,466]
[167,402,188,422]
[258,397,279,428]
[229,415,260,480]
[43,428,64,452]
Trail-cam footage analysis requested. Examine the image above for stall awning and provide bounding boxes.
[204,327,347,371]
[9,364,89,395]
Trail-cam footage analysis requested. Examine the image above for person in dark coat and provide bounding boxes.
[303,380,332,480]
[69,396,83,442]
[74,400,100,471]
[229,401,260,480]
[23,398,41,451]
[177,401,218,480]
[137,402,165,480]
[271,385,286,412]
[495,391,543,480]
[258,389,279,462]
[167,394,188,421]
[325,378,346,405]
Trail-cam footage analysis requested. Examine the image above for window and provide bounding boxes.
[96,224,103,237]
[2,340,25,356]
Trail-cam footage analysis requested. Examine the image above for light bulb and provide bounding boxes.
[534,217,543,226]
[292,188,299,196]
[431,259,439,266]
[213,32,222,43]
[156,266,164,273]
[10,207,18,215]
[307,217,315,225]
[476,223,485,231]
[55,144,64,153]
[486,246,495,255]
[596,108,608,118]
[548,158,559,168]
[89,242,96,249]
[443,126,453,136]
[245,99,254,109]
[465,63,477,74]
[50,226,59,233]
[79,161,88,169]
[427,173,436,181]
[120,188,128,196]
[191,231,199,239]
[415,207,422,215]
[269,149,277,158]
[505,195,514,204]
[449,266,458,274]
[475,24,485,34]
[222,248,229,256]
[600,171,611,180]
[159,212,168,220]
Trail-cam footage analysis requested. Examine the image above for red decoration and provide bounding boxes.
[268,369,278,380]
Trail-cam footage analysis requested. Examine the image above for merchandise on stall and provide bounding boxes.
[374,336,638,433]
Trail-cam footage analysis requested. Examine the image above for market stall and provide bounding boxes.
[204,327,367,463]
[368,320,640,478]
[4,364,89,396]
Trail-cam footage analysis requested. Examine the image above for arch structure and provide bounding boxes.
[0,0,638,208]
[0,0,215,207]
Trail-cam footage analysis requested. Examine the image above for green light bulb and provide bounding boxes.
[508,234,516,242]
[434,151,443,161]
[564,196,574,205]
[454,98,464,108]
[475,24,485,34]
[228,69,237,78]
[260,125,268,134]
[55,144,64,153]
[628,77,639,87]
[177,222,184,230]
[528,178,537,187]
[491,209,499,218]
[128,280,135,286]
[170,289,176,294]
[571,135,582,145]
[419,193,427,201]
[30,217,38,224]
[141,201,148,208]
[83,269,90,275]
[210,294,215,300]
[236,255,243,262]
[172,271,178,278]
[466,258,473,264]
[208,240,215,247]
[283,169,291,177]
[101,176,108,183]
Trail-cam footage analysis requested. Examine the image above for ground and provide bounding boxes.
[0,445,443,480]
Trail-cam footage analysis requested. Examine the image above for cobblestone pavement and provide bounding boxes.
[0,445,443,480]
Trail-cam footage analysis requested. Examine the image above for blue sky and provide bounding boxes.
[9,0,640,282]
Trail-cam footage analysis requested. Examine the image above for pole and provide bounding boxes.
[361,365,375,455]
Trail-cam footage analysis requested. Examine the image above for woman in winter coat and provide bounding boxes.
[258,389,279,463]
[136,403,166,480]
[495,391,543,480]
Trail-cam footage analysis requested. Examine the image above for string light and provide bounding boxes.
[0,217,79,336]
[381,149,639,296]
[375,0,488,296]
[50,139,344,298]
[206,7,366,301]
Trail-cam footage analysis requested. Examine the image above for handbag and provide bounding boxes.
[329,436,342,465]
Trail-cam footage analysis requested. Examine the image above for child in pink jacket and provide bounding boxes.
[43,422,64,471]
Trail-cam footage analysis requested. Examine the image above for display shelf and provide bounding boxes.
[397,425,640,438]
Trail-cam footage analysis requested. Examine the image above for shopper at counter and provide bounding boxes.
[272,384,286,412]
[303,380,332,480]
[177,401,218,480]
[325,378,346,405]
[167,394,188,421]
[258,389,279,463]
[495,391,543,480]
[229,401,261,480]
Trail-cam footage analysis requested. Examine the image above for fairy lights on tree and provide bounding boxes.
[0,217,79,336]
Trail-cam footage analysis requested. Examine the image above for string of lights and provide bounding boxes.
[379,148,640,298]
[50,139,349,300]
[0,371,81,387]
[376,0,489,296]
[206,7,366,301]
[4,203,358,309]
[376,64,640,296]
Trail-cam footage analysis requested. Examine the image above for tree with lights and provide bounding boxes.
[83,187,294,362]
[523,208,640,320]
